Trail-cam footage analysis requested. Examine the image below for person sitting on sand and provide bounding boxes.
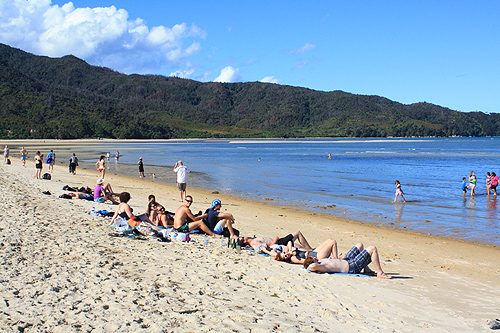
[94,179,118,204]
[145,194,157,221]
[304,242,391,279]
[153,204,174,227]
[270,238,338,264]
[237,230,313,252]
[111,192,163,236]
[204,199,238,239]
[173,195,220,237]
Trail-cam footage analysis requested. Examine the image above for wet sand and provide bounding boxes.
[0,148,499,331]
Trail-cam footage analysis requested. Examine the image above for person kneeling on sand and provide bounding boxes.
[204,199,238,239]
[270,238,338,264]
[237,230,313,252]
[303,243,391,279]
[94,179,119,204]
[173,195,221,237]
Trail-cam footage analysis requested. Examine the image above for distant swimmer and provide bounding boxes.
[115,151,120,161]
[328,152,331,160]
[394,180,406,202]
[258,158,261,162]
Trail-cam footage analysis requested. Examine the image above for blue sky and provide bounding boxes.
[1,0,499,112]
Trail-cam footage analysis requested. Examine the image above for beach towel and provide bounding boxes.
[301,267,369,277]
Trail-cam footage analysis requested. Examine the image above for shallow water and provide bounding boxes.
[19,137,500,246]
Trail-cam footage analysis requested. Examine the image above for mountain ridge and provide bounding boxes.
[1,43,498,139]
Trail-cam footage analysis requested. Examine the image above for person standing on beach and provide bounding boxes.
[4,145,9,164]
[20,147,27,166]
[394,180,406,202]
[115,151,120,161]
[34,151,43,179]
[173,161,190,201]
[69,153,78,175]
[106,152,110,164]
[46,150,55,173]
[96,156,106,179]
[469,171,476,196]
[138,157,145,178]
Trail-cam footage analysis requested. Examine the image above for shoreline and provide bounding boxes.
[1,156,500,331]
[2,138,499,249]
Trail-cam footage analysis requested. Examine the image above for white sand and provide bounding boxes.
[0,157,499,332]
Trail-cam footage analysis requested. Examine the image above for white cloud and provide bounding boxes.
[0,0,206,74]
[260,76,281,84]
[214,66,241,83]
[288,43,316,55]
[169,68,195,79]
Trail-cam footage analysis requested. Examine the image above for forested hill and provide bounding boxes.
[1,43,499,139]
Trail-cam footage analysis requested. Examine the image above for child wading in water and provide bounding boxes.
[462,177,469,199]
[394,180,406,202]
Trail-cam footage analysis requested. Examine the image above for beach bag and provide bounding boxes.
[46,157,52,164]
[114,216,134,233]
[6,159,11,165]
[42,173,51,180]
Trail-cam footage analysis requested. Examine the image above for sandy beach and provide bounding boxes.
[1,152,499,332]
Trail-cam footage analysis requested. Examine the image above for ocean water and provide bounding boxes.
[74,137,499,246]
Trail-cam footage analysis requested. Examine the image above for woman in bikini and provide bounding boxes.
[95,155,106,179]
[271,238,338,264]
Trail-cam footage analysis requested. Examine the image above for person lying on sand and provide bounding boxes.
[237,230,313,252]
[270,238,338,264]
[304,243,392,279]
[69,192,94,201]
[173,195,221,237]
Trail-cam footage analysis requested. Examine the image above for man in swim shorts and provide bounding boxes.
[20,147,28,166]
[173,195,220,237]
[304,243,391,279]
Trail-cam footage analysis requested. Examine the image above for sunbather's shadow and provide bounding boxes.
[386,273,412,279]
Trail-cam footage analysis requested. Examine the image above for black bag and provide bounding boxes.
[6,159,11,165]
[42,173,51,180]
[59,194,72,199]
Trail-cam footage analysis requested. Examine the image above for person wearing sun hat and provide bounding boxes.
[204,199,238,239]
[94,178,119,204]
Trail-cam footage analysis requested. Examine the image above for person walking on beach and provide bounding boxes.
[490,172,498,196]
[34,151,43,179]
[138,157,145,178]
[115,151,120,161]
[46,150,55,173]
[69,153,78,175]
[96,155,106,179]
[469,171,477,196]
[173,161,190,201]
[4,145,9,164]
[20,147,27,167]
[394,180,406,202]
[462,177,469,199]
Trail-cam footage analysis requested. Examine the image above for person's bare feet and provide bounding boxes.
[377,272,392,279]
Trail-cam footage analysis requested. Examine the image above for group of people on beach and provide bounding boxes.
[462,171,498,198]
[78,170,390,279]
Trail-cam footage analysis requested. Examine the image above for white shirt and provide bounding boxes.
[174,165,190,183]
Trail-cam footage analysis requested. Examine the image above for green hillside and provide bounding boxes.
[0,43,498,139]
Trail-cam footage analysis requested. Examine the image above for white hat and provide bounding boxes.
[97,179,104,185]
